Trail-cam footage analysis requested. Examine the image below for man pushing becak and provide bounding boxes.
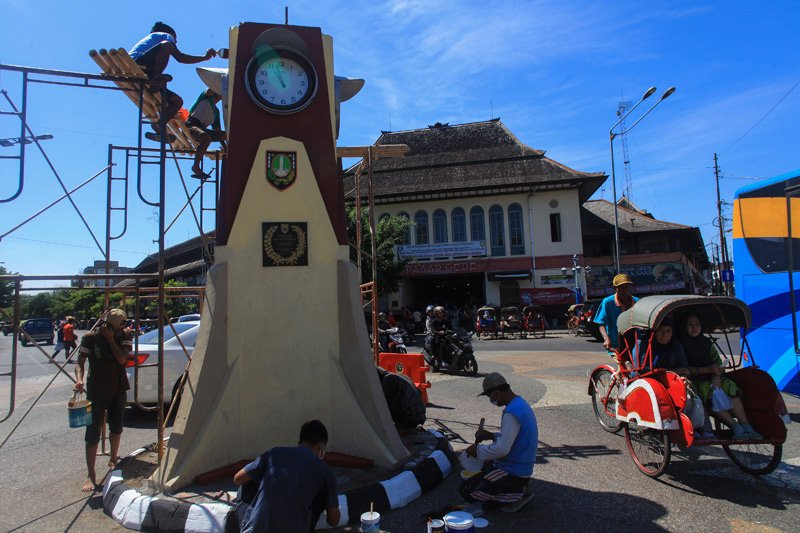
[460,372,538,512]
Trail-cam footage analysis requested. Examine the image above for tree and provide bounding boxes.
[144,279,198,321]
[0,266,16,309]
[346,206,412,295]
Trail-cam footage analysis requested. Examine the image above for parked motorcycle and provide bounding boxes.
[423,327,478,376]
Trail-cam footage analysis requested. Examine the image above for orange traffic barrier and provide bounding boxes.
[378,352,431,404]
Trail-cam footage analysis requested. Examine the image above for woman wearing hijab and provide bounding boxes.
[648,316,714,434]
[678,314,762,440]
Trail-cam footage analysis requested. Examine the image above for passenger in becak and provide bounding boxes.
[73,308,133,492]
[461,373,538,511]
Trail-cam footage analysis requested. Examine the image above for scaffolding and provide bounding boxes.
[0,62,220,464]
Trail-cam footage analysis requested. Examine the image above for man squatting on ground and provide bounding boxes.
[234,420,341,533]
[461,372,538,509]
[73,309,133,492]
[128,21,216,143]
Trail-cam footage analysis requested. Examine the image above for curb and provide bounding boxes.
[103,430,454,532]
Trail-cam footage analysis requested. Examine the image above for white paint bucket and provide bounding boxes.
[360,511,380,532]
[444,511,474,532]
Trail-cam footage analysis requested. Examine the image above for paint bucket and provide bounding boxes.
[444,511,474,532]
[360,511,380,532]
[459,451,483,472]
[67,392,93,428]
[429,518,445,532]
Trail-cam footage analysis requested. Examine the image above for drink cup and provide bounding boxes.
[360,511,380,532]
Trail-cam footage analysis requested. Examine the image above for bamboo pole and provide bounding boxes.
[89,50,159,119]
[108,50,192,151]
[115,49,196,150]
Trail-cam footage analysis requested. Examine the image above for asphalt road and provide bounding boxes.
[0,330,798,532]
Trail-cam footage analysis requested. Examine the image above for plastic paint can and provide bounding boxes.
[444,511,474,532]
[360,511,380,532]
[428,519,445,533]
[68,399,93,428]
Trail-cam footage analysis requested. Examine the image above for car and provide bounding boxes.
[1,321,13,336]
[177,314,201,323]
[19,318,54,346]
[126,321,199,407]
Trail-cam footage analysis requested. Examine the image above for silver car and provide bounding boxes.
[126,321,199,406]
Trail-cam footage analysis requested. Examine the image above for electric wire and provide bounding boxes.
[721,79,800,153]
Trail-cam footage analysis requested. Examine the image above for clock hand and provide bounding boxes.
[277,72,286,89]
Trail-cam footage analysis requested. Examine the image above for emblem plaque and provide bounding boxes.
[266,151,297,190]
[262,222,308,267]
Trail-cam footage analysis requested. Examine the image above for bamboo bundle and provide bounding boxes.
[113,49,197,150]
[89,49,160,120]
[89,47,197,151]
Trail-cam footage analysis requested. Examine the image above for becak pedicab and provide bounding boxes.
[588,295,787,478]
[475,306,498,338]
[499,306,522,339]
[522,304,547,339]
[565,303,583,336]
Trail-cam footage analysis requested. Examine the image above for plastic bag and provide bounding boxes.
[685,388,706,429]
[711,387,733,412]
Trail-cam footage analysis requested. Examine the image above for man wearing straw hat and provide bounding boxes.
[234,420,341,532]
[128,22,217,143]
[73,309,133,492]
[594,273,639,354]
[461,372,538,511]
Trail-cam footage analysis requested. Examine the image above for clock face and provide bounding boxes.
[245,49,317,114]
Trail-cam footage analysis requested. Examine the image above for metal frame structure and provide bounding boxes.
[0,62,219,466]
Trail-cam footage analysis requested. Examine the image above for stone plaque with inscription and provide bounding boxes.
[262,222,308,266]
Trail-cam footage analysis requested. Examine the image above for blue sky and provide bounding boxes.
[1,0,798,285]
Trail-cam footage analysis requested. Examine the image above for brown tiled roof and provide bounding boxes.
[343,120,606,203]
[581,200,690,234]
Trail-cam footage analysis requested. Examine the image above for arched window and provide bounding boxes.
[433,209,448,243]
[451,208,466,242]
[489,204,505,256]
[470,206,485,242]
[508,203,525,255]
[414,210,429,244]
[398,211,410,245]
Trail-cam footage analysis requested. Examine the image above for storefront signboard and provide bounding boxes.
[397,240,487,260]
[404,260,485,276]
[540,274,573,286]
[587,262,686,297]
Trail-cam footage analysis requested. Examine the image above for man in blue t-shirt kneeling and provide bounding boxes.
[234,420,341,532]
[461,373,538,511]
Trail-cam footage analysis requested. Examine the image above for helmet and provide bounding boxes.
[425,305,435,315]
[434,306,444,314]
[378,312,386,319]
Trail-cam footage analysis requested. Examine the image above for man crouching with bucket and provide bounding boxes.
[460,373,538,513]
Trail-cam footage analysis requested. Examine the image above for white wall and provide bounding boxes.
[376,189,584,260]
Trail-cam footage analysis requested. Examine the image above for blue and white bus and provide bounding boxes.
[733,169,800,395]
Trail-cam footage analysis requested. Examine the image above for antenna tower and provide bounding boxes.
[617,101,633,202]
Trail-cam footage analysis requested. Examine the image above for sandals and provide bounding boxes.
[191,170,211,180]
[144,131,177,144]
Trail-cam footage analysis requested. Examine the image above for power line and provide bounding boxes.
[3,235,147,255]
[721,79,800,153]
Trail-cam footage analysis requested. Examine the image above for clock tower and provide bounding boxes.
[157,23,408,490]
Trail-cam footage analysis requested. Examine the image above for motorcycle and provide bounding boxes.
[385,327,408,353]
[423,327,478,376]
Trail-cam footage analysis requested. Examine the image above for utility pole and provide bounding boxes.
[714,153,729,296]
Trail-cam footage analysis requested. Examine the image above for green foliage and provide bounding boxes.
[345,205,412,295]
[0,266,16,308]
[144,279,198,321]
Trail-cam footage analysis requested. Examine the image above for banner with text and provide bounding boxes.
[397,240,487,260]
[587,262,686,297]
[520,287,576,306]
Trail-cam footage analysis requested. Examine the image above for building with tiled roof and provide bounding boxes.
[580,199,710,298]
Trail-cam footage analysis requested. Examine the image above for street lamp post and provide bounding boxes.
[0,134,53,147]
[562,254,591,305]
[609,87,675,273]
